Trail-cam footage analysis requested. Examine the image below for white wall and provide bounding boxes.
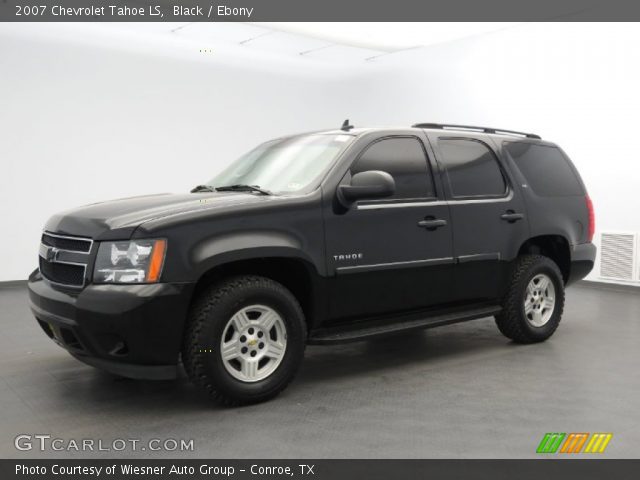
[355,23,640,282]
[0,24,375,281]
[2,23,639,283]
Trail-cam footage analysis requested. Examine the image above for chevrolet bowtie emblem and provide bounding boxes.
[46,247,59,262]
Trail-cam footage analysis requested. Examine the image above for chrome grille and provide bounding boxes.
[42,232,92,252]
[38,232,93,288]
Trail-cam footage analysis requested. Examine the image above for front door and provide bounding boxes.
[324,135,455,321]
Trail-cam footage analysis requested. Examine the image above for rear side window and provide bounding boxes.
[505,143,584,196]
[352,137,435,199]
[438,139,507,198]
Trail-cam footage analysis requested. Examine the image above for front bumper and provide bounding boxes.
[28,270,194,380]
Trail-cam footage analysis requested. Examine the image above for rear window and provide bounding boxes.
[505,143,583,197]
[438,139,507,198]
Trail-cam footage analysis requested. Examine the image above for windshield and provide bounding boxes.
[206,134,354,194]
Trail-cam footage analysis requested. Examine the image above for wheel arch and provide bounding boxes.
[518,235,571,283]
[188,254,326,334]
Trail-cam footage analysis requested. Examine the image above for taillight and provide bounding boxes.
[585,195,595,242]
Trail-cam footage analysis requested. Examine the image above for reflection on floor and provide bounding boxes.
[0,283,638,458]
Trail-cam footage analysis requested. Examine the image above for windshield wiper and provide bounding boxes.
[215,184,272,195]
[190,185,215,193]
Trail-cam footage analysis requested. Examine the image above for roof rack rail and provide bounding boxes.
[411,123,541,140]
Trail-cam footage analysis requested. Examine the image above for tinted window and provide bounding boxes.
[352,137,434,199]
[505,143,584,196]
[438,139,506,197]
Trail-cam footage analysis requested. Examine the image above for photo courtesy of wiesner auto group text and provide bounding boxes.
[1,1,639,479]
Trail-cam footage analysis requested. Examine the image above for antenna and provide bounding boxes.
[341,119,354,132]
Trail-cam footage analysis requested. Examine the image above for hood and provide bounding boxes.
[44,192,270,239]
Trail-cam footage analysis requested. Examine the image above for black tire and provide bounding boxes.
[495,254,565,344]
[182,275,306,405]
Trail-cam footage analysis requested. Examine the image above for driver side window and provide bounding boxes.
[352,137,435,200]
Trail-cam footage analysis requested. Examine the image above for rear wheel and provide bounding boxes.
[495,254,565,343]
[182,275,306,405]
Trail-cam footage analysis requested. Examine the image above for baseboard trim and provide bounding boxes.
[0,280,27,289]
[577,279,640,294]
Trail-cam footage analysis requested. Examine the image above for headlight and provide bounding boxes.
[94,239,166,284]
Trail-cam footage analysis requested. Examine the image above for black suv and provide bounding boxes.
[28,122,596,405]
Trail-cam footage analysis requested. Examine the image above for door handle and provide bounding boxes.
[417,218,447,230]
[500,211,524,223]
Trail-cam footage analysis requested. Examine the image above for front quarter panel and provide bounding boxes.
[132,192,326,283]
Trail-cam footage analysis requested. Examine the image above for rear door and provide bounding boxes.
[426,133,530,303]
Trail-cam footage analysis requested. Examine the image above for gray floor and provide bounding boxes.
[0,283,638,459]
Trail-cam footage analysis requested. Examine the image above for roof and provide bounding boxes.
[289,123,548,144]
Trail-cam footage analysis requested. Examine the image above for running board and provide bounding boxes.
[308,305,502,345]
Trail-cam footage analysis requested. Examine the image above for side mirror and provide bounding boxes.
[338,170,395,207]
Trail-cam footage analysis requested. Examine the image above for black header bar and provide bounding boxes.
[2,0,640,22]
[3,459,640,480]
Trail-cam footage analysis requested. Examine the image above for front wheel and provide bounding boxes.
[182,275,307,405]
[495,255,565,344]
